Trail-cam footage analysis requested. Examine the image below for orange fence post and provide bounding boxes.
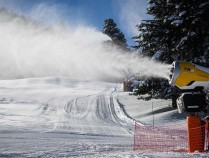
[187,115,205,152]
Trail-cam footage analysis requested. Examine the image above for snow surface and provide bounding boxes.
[0,77,208,157]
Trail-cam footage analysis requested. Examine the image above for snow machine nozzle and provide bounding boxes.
[169,61,209,90]
[169,61,180,87]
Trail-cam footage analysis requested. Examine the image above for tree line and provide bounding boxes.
[102,0,209,65]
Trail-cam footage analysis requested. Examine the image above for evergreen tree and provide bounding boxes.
[171,0,209,60]
[134,0,209,63]
[102,18,127,49]
[134,0,176,63]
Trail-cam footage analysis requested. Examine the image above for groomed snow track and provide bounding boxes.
[0,78,135,157]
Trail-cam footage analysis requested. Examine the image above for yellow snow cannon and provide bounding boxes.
[169,61,209,90]
[169,61,209,113]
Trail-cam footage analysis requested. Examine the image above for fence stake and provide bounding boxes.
[152,102,154,127]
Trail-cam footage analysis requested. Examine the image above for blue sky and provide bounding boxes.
[0,0,150,45]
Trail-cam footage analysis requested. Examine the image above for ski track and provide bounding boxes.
[61,92,133,136]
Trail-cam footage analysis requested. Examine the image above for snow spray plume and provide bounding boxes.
[0,9,170,81]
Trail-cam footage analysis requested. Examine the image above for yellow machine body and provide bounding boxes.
[169,61,209,90]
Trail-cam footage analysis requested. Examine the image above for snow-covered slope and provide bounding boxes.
[0,78,208,157]
[117,92,187,126]
[0,77,133,135]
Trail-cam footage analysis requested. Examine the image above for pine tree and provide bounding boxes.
[102,18,127,50]
[134,0,176,63]
[134,0,209,63]
[171,0,205,60]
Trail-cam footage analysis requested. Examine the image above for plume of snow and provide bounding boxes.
[0,7,170,81]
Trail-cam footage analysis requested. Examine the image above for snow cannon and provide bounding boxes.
[169,61,209,113]
[169,61,209,90]
[169,61,209,153]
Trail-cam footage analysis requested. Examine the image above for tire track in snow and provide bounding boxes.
[64,95,93,120]
[95,94,133,135]
[61,84,133,136]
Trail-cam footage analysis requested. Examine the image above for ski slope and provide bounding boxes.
[0,78,133,134]
[0,77,208,157]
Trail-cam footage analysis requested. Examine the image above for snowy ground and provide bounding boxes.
[117,92,186,126]
[0,77,208,157]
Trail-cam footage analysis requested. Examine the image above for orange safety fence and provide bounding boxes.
[134,121,209,152]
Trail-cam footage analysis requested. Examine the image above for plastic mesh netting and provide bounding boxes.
[134,122,208,152]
